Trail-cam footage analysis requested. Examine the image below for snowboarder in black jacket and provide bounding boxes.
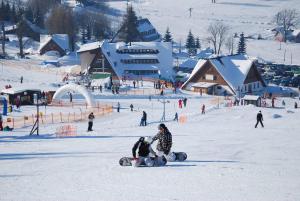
[255,111,264,128]
[132,137,157,167]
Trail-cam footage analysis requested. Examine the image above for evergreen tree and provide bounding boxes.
[86,24,91,40]
[163,27,172,42]
[11,4,17,23]
[34,7,44,28]
[25,7,34,22]
[185,30,196,56]
[0,1,5,21]
[16,16,27,58]
[237,32,246,54]
[195,37,201,49]
[118,5,140,43]
[5,1,11,21]
[81,28,87,44]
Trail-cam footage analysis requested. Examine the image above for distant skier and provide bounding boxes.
[140,111,147,126]
[132,136,159,167]
[20,76,23,84]
[282,100,285,107]
[295,102,298,109]
[173,112,178,122]
[99,85,103,93]
[255,111,264,128]
[133,80,136,88]
[130,104,134,112]
[183,98,187,107]
[69,92,73,103]
[151,123,172,156]
[88,112,95,131]
[201,104,205,114]
[178,99,183,108]
[272,97,275,108]
[117,102,120,112]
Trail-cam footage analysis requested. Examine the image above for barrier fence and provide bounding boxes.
[2,104,113,130]
[56,125,77,137]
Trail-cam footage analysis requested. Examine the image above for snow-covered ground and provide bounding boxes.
[107,0,300,65]
[1,58,300,201]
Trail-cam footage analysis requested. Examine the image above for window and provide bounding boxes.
[205,74,214,80]
[120,59,159,64]
[116,48,159,54]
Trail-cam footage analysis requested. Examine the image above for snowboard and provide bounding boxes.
[167,152,188,162]
[119,156,167,167]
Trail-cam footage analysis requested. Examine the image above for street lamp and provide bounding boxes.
[30,93,40,135]
[158,95,170,122]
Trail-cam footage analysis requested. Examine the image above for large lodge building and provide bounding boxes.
[77,40,173,81]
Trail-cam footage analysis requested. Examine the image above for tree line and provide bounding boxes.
[0,0,111,57]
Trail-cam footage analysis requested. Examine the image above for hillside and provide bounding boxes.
[106,0,300,64]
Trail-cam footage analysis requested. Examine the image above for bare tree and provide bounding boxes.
[207,22,230,55]
[1,21,6,56]
[225,35,234,55]
[274,9,299,42]
[16,16,27,58]
[45,5,77,51]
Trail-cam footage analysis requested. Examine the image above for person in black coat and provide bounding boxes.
[88,112,95,131]
[255,111,264,128]
[132,137,157,167]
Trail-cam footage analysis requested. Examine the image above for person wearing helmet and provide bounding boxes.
[151,123,173,157]
[132,136,157,167]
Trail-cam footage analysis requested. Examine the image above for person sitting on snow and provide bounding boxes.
[132,136,165,167]
[151,123,173,161]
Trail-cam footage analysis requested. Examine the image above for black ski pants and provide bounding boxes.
[255,120,264,128]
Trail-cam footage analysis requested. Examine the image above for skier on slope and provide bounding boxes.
[132,136,165,167]
[151,123,174,161]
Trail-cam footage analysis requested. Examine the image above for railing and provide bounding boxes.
[2,104,113,130]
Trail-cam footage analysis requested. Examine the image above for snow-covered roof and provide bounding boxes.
[137,18,155,32]
[192,82,218,88]
[292,29,300,37]
[242,95,260,101]
[39,34,70,52]
[100,40,173,79]
[179,58,198,69]
[25,19,47,34]
[196,48,214,59]
[210,54,253,91]
[182,59,208,88]
[77,41,103,53]
[1,87,41,95]
[137,18,161,41]
[182,55,256,93]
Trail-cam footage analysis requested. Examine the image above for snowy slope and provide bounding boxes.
[107,0,300,64]
[1,63,300,201]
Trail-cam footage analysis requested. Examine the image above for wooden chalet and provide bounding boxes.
[39,34,70,57]
[181,54,266,96]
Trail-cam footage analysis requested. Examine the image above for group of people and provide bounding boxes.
[132,123,173,167]
[178,98,188,108]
